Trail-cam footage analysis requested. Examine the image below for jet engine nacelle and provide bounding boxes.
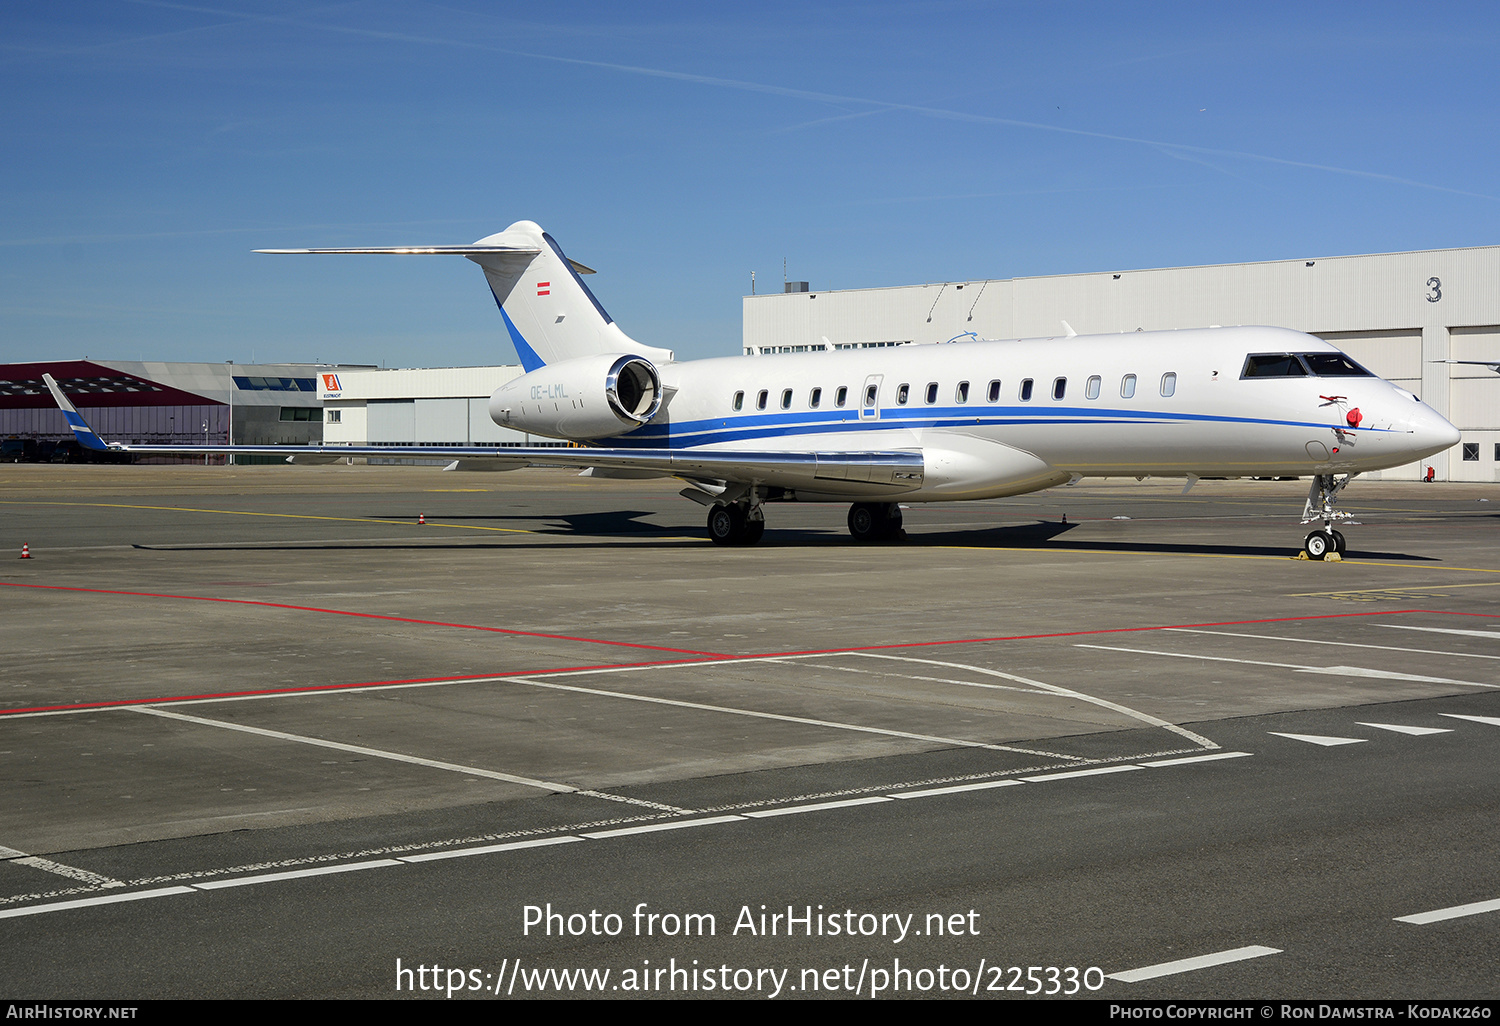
[489,353,664,440]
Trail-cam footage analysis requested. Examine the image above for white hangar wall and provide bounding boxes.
[743,246,1500,481]
[320,365,552,448]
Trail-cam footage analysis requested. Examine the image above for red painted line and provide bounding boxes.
[0,581,724,658]
[0,657,718,716]
[1,607,1490,718]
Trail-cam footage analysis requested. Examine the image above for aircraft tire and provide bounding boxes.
[740,519,765,546]
[1332,530,1346,554]
[1303,530,1331,561]
[708,504,746,545]
[848,502,880,543]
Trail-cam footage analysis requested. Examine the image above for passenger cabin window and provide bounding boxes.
[733,390,744,411]
[836,385,848,407]
[1052,377,1066,400]
[864,384,878,407]
[987,379,1002,402]
[1241,354,1308,378]
[1160,372,1177,397]
[1085,375,1101,400]
[1019,378,1034,401]
[896,383,910,405]
[956,381,970,403]
[925,382,938,404]
[757,389,768,411]
[1121,374,1137,398]
[781,388,793,410]
[809,387,822,408]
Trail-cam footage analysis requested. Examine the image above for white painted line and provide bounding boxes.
[890,779,1025,799]
[130,706,679,811]
[1167,627,1500,662]
[1441,713,1500,727]
[1377,624,1500,641]
[0,843,123,887]
[582,816,746,839]
[1268,732,1366,747]
[851,652,1221,749]
[743,796,892,818]
[401,836,586,863]
[1357,723,1453,736]
[1021,765,1144,782]
[192,858,402,890]
[1395,897,1500,925]
[0,886,195,920]
[1107,945,1281,983]
[503,676,1055,758]
[1075,644,1499,689]
[1140,751,1255,767]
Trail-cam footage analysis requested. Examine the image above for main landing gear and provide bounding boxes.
[1300,473,1356,561]
[707,502,764,546]
[847,502,905,543]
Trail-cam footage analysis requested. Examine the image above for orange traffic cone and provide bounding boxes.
[19,543,30,559]
[418,513,426,525]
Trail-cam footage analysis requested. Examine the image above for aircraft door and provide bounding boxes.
[860,374,883,421]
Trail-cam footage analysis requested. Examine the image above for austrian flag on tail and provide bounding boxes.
[536,281,550,297]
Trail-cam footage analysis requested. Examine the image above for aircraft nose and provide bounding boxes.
[1410,408,1461,457]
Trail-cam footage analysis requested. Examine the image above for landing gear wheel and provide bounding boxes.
[1332,530,1346,554]
[1303,530,1331,561]
[707,504,746,546]
[848,502,902,543]
[741,518,765,546]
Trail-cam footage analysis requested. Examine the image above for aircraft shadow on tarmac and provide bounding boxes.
[130,512,1440,561]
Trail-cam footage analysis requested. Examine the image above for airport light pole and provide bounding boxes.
[226,360,234,466]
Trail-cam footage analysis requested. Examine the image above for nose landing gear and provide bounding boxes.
[1300,473,1357,560]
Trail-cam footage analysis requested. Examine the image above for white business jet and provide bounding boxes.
[45,220,1460,558]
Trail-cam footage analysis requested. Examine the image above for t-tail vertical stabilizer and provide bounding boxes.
[255,220,673,372]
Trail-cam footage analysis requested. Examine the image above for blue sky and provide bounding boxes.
[3,1,1497,367]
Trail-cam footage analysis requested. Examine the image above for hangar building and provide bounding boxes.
[0,359,336,458]
[743,245,1500,481]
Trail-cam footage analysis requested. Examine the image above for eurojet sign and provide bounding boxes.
[319,373,343,400]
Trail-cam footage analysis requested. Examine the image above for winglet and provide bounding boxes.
[41,374,112,451]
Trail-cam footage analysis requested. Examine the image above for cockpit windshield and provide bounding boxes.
[1300,352,1371,376]
[1241,352,1373,378]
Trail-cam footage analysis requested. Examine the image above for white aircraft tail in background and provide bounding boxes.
[49,222,1462,558]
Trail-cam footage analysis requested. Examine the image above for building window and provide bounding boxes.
[733,391,744,411]
[1121,374,1137,398]
[1160,372,1177,397]
[279,407,320,422]
[896,383,910,405]
[956,381,970,403]
[836,386,848,407]
[1085,375,1101,400]
[924,382,938,404]
[325,409,341,424]
[1052,377,1066,400]
[1019,378,1033,401]
[1462,442,1480,461]
[987,379,1001,402]
[809,387,822,408]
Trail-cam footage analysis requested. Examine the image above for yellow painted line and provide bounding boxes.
[0,500,535,535]
[1289,581,1500,598]
[924,544,1500,575]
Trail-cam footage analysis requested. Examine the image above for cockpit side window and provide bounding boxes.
[1301,352,1372,376]
[1241,353,1308,378]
